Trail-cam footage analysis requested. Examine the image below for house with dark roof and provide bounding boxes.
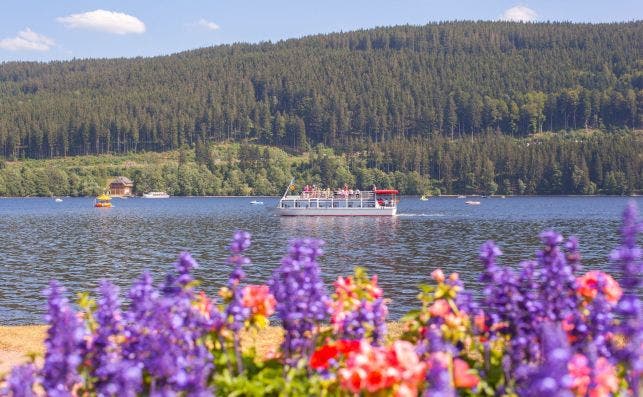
[109,176,134,197]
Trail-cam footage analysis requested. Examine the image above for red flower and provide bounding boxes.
[336,339,361,354]
[310,344,339,370]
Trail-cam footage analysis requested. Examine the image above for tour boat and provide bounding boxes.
[142,191,170,199]
[276,181,398,216]
[465,200,481,206]
[250,200,264,205]
[94,194,112,208]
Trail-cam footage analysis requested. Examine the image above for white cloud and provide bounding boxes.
[500,5,538,22]
[197,19,220,31]
[57,9,145,35]
[0,28,55,51]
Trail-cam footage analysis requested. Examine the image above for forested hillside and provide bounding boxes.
[0,21,641,160]
[1,131,640,196]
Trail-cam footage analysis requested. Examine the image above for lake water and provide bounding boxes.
[1,196,640,325]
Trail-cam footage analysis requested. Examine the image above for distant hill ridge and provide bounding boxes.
[0,21,641,159]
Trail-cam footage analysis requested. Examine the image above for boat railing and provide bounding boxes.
[279,190,399,209]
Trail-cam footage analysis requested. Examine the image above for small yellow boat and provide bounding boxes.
[94,193,112,208]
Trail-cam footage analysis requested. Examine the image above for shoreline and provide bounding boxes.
[0,194,640,199]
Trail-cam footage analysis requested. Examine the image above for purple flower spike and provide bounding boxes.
[4,363,37,397]
[540,230,564,248]
[564,236,582,274]
[480,240,502,267]
[423,353,455,397]
[536,230,578,323]
[611,201,642,393]
[42,280,85,397]
[176,252,198,275]
[229,230,252,255]
[269,238,330,365]
[518,323,573,397]
[92,281,142,396]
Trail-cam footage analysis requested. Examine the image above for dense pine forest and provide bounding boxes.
[0,21,641,195]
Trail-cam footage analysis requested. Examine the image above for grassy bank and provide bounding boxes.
[1,130,640,197]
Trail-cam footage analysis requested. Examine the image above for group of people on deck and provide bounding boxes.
[301,184,362,199]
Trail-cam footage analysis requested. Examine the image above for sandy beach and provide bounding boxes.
[0,325,284,376]
[0,324,403,376]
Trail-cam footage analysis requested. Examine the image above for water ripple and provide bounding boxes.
[0,196,639,324]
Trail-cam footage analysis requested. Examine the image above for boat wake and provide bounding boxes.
[396,213,445,217]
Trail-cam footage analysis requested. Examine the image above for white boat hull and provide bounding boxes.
[276,207,397,216]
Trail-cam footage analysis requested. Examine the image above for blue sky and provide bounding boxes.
[1,0,641,62]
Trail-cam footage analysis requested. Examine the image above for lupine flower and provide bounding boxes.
[482,256,541,365]
[611,201,642,395]
[537,231,579,323]
[3,363,37,397]
[123,254,213,394]
[42,280,85,397]
[423,352,455,397]
[330,268,388,345]
[518,322,573,397]
[565,236,582,274]
[269,238,330,365]
[223,232,252,332]
[91,281,142,397]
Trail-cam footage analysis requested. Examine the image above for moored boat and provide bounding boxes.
[276,180,398,216]
[94,194,112,208]
[142,191,170,198]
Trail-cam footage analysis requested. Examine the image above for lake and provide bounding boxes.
[1,196,640,325]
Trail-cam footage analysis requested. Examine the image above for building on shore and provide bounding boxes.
[109,176,134,197]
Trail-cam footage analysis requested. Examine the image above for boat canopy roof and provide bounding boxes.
[96,194,111,200]
[374,189,399,195]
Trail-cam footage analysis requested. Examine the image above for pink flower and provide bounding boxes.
[576,271,622,305]
[429,299,451,318]
[590,357,618,397]
[336,340,426,395]
[241,284,276,317]
[393,340,420,369]
[453,358,479,389]
[431,269,445,283]
[339,367,366,393]
[568,354,591,396]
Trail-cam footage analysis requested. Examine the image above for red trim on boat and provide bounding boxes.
[374,189,399,195]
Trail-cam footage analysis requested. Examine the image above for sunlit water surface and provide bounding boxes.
[1,196,640,324]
